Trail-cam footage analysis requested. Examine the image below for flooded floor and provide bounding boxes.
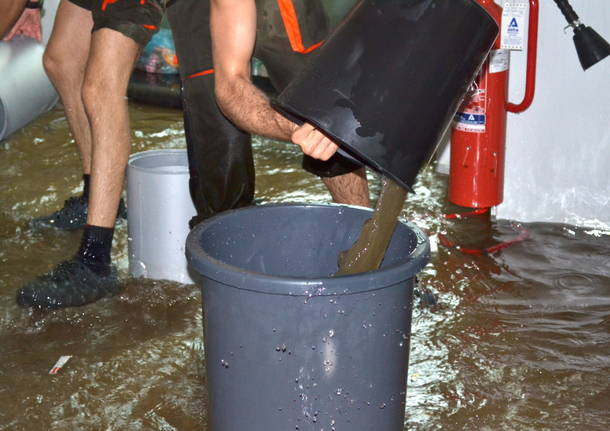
[1,102,609,430]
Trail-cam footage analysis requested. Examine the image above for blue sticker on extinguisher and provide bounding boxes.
[454,112,486,133]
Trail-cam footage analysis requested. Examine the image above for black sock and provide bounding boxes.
[75,224,114,274]
[82,174,91,200]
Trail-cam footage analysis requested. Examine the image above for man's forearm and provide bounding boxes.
[0,0,28,38]
[215,73,297,142]
[211,0,339,161]
[210,0,296,142]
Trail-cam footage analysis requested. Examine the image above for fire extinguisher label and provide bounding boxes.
[454,112,486,133]
[489,49,510,74]
[454,75,487,133]
[501,0,529,50]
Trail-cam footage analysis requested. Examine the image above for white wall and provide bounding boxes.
[437,0,610,227]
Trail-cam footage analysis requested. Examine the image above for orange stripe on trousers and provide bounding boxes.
[187,69,214,79]
[276,0,323,54]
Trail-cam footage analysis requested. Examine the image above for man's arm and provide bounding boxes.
[210,0,339,161]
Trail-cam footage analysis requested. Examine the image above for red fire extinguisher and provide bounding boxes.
[449,0,539,209]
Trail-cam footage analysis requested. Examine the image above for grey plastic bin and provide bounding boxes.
[127,149,196,283]
[186,203,430,431]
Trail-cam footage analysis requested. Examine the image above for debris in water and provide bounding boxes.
[49,356,72,375]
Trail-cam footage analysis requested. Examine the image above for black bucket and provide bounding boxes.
[273,0,498,189]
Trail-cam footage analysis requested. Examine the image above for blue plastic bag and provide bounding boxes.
[135,28,179,75]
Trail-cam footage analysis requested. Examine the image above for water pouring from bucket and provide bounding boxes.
[273,0,499,274]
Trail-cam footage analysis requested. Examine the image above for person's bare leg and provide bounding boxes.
[322,167,370,207]
[82,28,140,228]
[43,0,93,174]
[17,28,140,310]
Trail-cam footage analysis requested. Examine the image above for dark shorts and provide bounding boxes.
[68,0,164,47]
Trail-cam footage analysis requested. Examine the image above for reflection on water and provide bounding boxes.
[1,103,609,430]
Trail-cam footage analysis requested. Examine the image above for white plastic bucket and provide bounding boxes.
[127,149,196,283]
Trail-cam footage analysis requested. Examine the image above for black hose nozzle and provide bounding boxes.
[553,0,610,70]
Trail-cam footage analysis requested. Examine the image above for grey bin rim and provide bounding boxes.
[128,149,189,175]
[186,203,431,297]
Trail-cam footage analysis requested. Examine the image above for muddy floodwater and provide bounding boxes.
[337,176,407,276]
[1,102,609,430]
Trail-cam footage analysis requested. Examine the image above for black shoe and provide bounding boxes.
[31,196,127,231]
[16,258,121,310]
